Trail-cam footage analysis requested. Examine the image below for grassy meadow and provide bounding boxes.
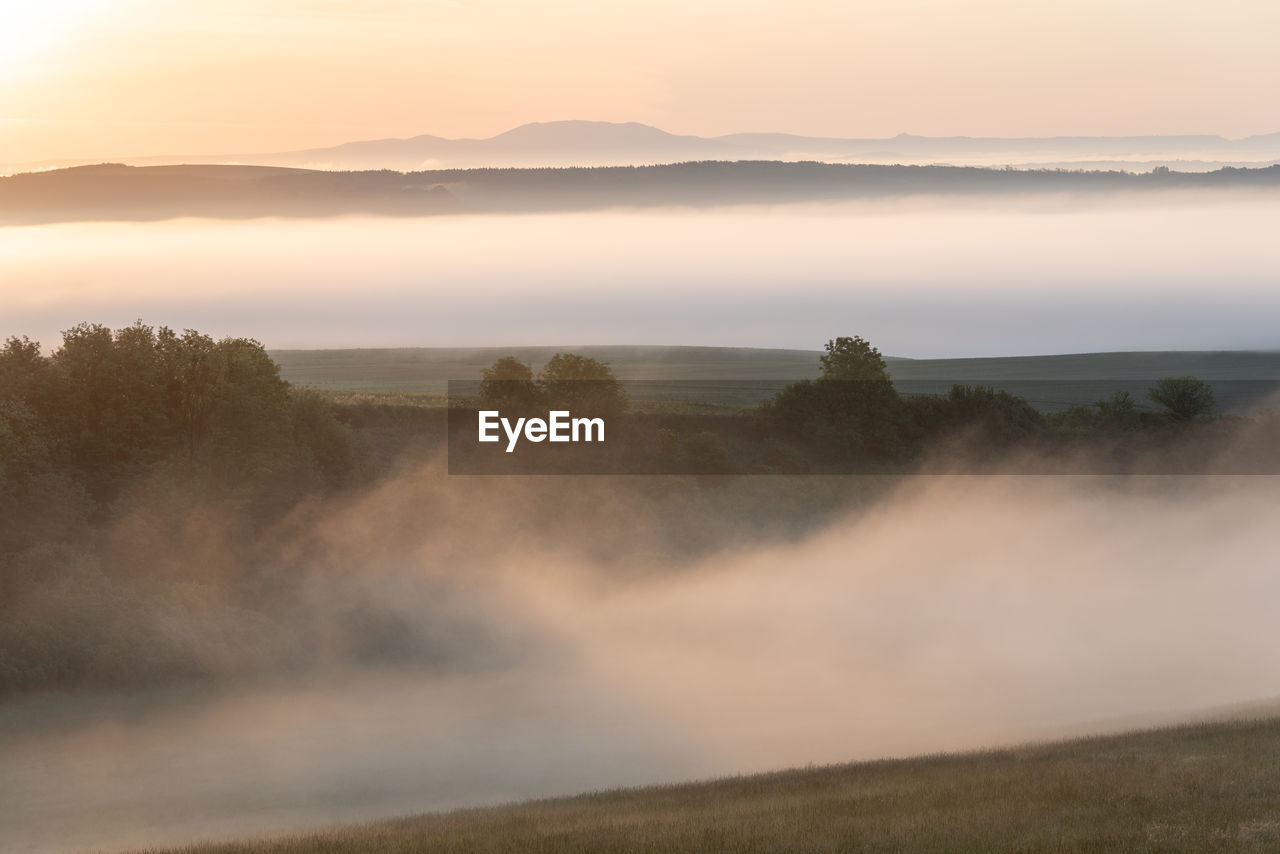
[140,714,1280,853]
[271,346,1280,413]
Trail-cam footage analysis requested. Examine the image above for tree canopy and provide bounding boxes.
[478,356,541,412]
[478,352,628,418]
[765,335,904,460]
[819,336,891,382]
[1149,376,1215,421]
[0,321,354,519]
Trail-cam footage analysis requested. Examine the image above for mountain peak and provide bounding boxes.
[490,120,680,146]
[23,122,1277,176]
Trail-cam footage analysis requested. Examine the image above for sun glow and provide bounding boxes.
[0,0,107,78]
[1,1,1279,165]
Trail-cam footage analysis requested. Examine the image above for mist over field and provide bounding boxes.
[8,0,1280,850]
[4,165,1279,854]
[3,467,1279,854]
[4,192,1280,357]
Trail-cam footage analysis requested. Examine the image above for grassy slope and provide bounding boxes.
[271,346,830,411]
[150,715,1280,853]
[271,346,1280,412]
[268,345,829,388]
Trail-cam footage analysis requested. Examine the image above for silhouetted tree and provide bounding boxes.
[765,335,905,460]
[479,356,541,411]
[943,384,1042,443]
[819,336,890,381]
[538,353,628,418]
[1095,390,1139,429]
[0,321,354,506]
[1149,376,1215,421]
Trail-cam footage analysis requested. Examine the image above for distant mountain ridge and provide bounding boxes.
[7,120,1280,174]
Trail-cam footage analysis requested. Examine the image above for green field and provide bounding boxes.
[270,346,1280,413]
[142,713,1280,853]
[267,346,828,388]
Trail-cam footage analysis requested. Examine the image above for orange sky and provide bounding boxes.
[2,0,1278,164]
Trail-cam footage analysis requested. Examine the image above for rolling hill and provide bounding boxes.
[269,346,1280,413]
[133,712,1280,853]
[5,160,1280,225]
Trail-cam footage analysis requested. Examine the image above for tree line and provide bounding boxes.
[760,336,1222,460]
[1,322,354,547]
[0,323,1262,694]
[469,336,1233,473]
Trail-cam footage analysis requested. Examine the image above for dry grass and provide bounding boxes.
[145,715,1280,853]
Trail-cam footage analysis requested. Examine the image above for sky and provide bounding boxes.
[3,0,1279,164]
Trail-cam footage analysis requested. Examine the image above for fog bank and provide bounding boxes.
[3,472,1278,853]
[4,194,1279,357]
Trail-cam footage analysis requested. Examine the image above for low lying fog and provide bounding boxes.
[4,471,1279,853]
[4,192,1280,357]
